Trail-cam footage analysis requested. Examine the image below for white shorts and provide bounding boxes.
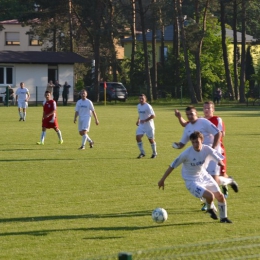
[185,174,221,198]
[136,124,155,139]
[78,117,91,132]
[17,101,28,109]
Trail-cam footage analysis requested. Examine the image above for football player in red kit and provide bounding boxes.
[36,91,63,145]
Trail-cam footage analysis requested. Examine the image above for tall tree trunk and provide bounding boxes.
[173,0,180,98]
[194,0,209,102]
[220,1,234,99]
[177,0,197,103]
[233,0,239,100]
[239,0,246,102]
[138,0,153,101]
[68,0,73,52]
[151,0,158,100]
[130,0,137,93]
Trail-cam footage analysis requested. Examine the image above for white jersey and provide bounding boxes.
[137,102,155,129]
[16,87,30,102]
[180,118,219,146]
[75,98,95,119]
[170,144,224,181]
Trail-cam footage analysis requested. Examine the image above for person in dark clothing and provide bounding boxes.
[53,80,61,103]
[62,81,71,106]
[1,85,15,106]
[214,88,222,104]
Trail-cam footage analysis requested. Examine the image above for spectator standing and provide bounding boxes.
[214,88,222,104]
[62,81,71,106]
[1,85,14,106]
[53,80,61,103]
[74,89,99,150]
[46,80,55,95]
[15,82,30,121]
[136,94,157,159]
[36,91,63,145]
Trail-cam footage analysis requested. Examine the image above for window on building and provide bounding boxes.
[160,46,168,61]
[29,35,42,46]
[5,32,20,45]
[0,67,13,85]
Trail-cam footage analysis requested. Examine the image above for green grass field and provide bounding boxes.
[1,102,260,259]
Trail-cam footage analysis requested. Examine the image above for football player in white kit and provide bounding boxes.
[74,89,99,150]
[136,94,157,158]
[15,82,30,121]
[158,131,232,223]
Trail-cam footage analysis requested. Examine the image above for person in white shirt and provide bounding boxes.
[158,131,232,223]
[136,94,157,159]
[15,82,30,121]
[74,89,99,150]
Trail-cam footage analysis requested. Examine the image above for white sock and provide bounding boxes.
[82,135,87,146]
[219,176,233,186]
[23,112,26,120]
[137,142,145,154]
[19,111,23,118]
[56,129,62,140]
[151,142,157,155]
[41,131,46,143]
[218,201,227,219]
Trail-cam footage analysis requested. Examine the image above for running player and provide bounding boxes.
[36,91,63,145]
[136,94,157,158]
[158,131,232,223]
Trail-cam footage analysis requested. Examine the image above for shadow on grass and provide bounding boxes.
[0,222,207,237]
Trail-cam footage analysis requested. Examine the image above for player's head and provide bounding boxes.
[20,82,24,88]
[190,131,203,151]
[203,101,215,118]
[45,91,51,99]
[139,94,146,104]
[80,89,87,99]
[185,106,197,123]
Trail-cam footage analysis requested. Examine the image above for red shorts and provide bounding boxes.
[42,117,59,129]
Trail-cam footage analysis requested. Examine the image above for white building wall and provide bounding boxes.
[14,64,48,101]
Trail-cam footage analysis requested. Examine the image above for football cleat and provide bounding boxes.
[220,217,232,223]
[206,208,218,220]
[222,185,229,198]
[58,140,63,144]
[36,142,44,145]
[78,146,85,150]
[137,153,145,159]
[19,118,23,121]
[89,141,94,148]
[229,177,239,193]
[201,203,207,211]
[151,154,157,159]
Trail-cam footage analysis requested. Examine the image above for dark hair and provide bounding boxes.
[190,131,204,141]
[45,91,51,94]
[139,93,146,98]
[185,106,196,112]
[204,101,215,109]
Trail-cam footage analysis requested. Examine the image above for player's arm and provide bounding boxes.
[26,91,30,101]
[92,110,99,125]
[74,111,79,123]
[140,114,155,124]
[174,109,188,127]
[136,117,140,126]
[212,131,221,149]
[158,166,174,190]
[172,142,185,149]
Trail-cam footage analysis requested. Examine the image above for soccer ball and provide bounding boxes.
[152,208,168,223]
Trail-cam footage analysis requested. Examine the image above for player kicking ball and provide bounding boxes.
[158,131,232,223]
[36,91,63,145]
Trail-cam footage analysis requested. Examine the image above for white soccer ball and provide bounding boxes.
[152,208,168,223]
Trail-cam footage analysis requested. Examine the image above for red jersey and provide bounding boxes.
[42,100,59,129]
